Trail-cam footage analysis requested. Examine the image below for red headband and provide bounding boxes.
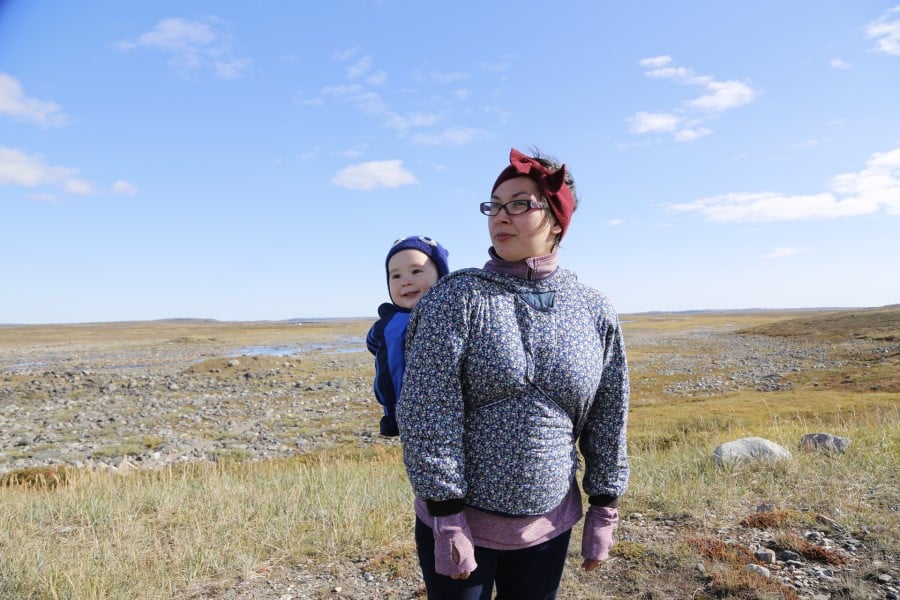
[491,148,575,239]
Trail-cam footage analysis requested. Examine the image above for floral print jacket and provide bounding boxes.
[397,267,629,517]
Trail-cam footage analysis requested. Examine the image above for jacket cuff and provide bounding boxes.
[426,499,466,516]
[588,494,619,508]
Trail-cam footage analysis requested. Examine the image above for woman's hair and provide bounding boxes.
[528,147,579,248]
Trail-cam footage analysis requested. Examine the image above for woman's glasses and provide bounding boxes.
[479,199,546,216]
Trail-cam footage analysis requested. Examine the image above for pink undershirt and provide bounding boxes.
[414,485,583,550]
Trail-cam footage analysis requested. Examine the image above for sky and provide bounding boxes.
[1,1,899,324]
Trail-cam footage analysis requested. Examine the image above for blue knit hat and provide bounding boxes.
[385,236,450,287]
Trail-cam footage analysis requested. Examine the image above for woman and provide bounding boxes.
[396,148,630,600]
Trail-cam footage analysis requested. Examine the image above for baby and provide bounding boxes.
[365,236,450,436]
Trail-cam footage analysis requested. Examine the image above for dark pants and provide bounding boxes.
[414,517,572,600]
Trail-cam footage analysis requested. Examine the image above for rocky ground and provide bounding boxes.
[1,315,897,599]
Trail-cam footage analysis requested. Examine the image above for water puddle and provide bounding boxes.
[230,336,366,357]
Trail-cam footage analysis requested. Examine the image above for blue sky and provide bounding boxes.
[2,1,898,324]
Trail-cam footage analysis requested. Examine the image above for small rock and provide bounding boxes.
[799,432,851,453]
[755,548,777,563]
[712,437,792,466]
[116,457,134,474]
[746,564,771,577]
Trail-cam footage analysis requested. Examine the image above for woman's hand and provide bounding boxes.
[450,546,471,580]
[581,558,602,572]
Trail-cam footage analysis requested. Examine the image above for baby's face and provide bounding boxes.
[387,249,439,309]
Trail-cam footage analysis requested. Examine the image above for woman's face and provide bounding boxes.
[489,176,562,262]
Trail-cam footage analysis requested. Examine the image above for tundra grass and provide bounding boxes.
[1,309,896,599]
[1,398,896,599]
[0,447,412,600]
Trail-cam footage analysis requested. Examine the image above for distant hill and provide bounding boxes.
[737,305,899,341]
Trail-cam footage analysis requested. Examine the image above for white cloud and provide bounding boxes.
[608,218,624,226]
[215,57,252,80]
[320,83,363,98]
[332,160,417,190]
[332,48,359,62]
[334,51,385,85]
[0,146,97,197]
[829,58,852,69]
[670,147,900,222]
[0,147,77,186]
[426,71,470,85]
[320,84,390,116]
[346,56,373,79]
[311,48,482,147]
[639,56,672,68]
[128,18,215,51]
[629,111,681,134]
[118,18,251,79]
[334,147,365,158]
[629,57,758,141]
[688,80,756,112]
[479,56,514,73]
[674,127,712,142]
[387,112,442,131]
[64,179,94,195]
[645,66,707,85]
[291,90,323,107]
[28,192,59,202]
[366,71,388,85]
[112,180,137,195]
[318,78,472,143]
[0,73,67,126]
[411,127,485,146]
[762,247,812,259]
[830,147,900,214]
[866,6,900,56]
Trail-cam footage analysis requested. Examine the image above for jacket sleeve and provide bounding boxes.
[396,278,470,503]
[578,310,630,502]
[366,320,381,356]
[367,317,392,409]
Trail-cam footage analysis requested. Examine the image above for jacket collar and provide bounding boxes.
[484,246,558,281]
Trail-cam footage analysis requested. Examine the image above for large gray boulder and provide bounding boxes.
[712,437,792,466]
